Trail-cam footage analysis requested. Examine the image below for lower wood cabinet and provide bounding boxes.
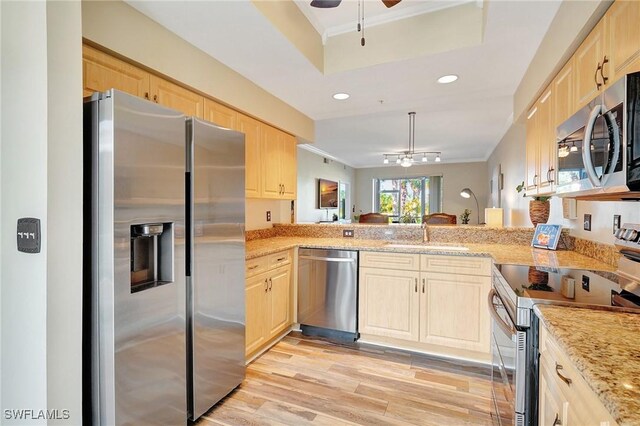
[245,250,293,359]
[359,268,420,341]
[358,252,491,359]
[539,325,618,426]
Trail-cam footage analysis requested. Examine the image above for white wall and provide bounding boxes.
[1,2,83,423]
[246,199,292,231]
[296,147,356,223]
[1,2,49,422]
[46,2,83,423]
[354,162,488,224]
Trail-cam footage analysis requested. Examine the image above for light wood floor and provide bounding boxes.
[195,333,502,426]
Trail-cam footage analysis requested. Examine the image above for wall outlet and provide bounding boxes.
[583,214,592,231]
[266,211,271,222]
[343,229,354,238]
[581,275,590,292]
[613,215,621,234]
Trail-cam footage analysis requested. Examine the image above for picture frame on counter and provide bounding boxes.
[531,224,562,250]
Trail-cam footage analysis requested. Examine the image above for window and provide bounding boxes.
[374,176,442,223]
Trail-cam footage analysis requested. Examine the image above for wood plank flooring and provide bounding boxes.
[195,333,503,426]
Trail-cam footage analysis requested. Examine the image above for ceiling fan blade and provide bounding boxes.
[381,0,402,8]
[310,0,342,8]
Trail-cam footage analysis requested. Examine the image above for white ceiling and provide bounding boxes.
[127,0,561,168]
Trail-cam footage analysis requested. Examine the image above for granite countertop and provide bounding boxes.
[245,236,614,271]
[535,305,640,425]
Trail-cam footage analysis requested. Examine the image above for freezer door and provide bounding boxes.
[90,90,186,425]
[187,117,246,420]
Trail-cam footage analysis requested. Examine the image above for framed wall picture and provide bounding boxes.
[531,224,563,250]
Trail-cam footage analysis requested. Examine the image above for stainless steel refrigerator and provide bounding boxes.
[84,90,245,425]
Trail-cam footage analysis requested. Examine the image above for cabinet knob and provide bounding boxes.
[268,278,273,291]
[153,94,158,103]
[415,278,418,293]
[533,174,538,187]
[144,92,149,100]
[547,168,555,184]
[264,278,268,292]
[422,278,425,293]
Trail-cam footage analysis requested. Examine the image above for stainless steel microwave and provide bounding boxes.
[555,72,640,200]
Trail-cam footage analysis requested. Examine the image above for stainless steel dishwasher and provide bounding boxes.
[297,248,358,341]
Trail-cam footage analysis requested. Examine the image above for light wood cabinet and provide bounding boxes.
[419,272,490,353]
[358,268,420,341]
[82,44,298,202]
[245,250,293,359]
[358,252,491,359]
[203,99,236,129]
[82,45,150,99]
[606,0,640,82]
[525,87,555,196]
[149,75,204,118]
[553,57,575,128]
[539,324,618,426]
[236,113,262,198]
[261,124,297,200]
[575,20,607,109]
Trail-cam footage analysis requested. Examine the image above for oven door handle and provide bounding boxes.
[488,289,516,337]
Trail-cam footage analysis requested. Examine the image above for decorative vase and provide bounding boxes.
[529,200,550,226]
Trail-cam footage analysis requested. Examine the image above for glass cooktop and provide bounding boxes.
[494,264,640,313]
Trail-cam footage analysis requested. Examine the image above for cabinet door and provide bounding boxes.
[525,106,539,195]
[82,45,150,99]
[553,58,575,128]
[606,0,640,82]
[245,274,269,356]
[575,20,606,109]
[261,124,283,198]
[280,132,297,199]
[149,75,204,118]
[237,113,262,198]
[419,272,490,353]
[359,268,420,341]
[539,366,568,426]
[204,99,236,129]
[537,88,555,194]
[267,266,291,338]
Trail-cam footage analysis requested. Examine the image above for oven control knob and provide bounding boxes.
[626,229,639,242]
[623,229,636,241]
[615,228,627,239]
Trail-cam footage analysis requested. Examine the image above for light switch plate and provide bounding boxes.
[266,211,271,222]
[17,218,41,253]
[613,215,621,234]
[583,214,592,231]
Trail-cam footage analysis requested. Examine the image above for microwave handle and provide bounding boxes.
[600,110,621,187]
[582,104,603,188]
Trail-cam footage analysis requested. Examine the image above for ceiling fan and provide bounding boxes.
[310,0,401,9]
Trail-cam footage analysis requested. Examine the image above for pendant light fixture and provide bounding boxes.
[382,112,441,167]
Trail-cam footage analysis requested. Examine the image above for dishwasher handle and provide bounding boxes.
[298,255,356,263]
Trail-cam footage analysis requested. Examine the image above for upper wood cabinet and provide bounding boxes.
[261,124,297,200]
[149,75,204,118]
[606,0,640,82]
[553,57,575,128]
[204,99,237,129]
[236,113,262,198]
[82,44,298,201]
[525,87,556,196]
[82,45,150,99]
[574,20,607,110]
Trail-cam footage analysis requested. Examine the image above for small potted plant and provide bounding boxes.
[460,209,471,225]
[516,181,551,226]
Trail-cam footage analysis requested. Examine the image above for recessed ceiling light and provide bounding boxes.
[437,74,458,84]
[333,93,350,100]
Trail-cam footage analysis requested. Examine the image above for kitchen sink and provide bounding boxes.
[384,244,469,251]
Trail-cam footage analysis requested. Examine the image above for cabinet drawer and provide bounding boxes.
[420,255,491,276]
[246,256,268,278]
[268,250,291,269]
[360,251,420,271]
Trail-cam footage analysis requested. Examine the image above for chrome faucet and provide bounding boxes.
[421,222,430,243]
